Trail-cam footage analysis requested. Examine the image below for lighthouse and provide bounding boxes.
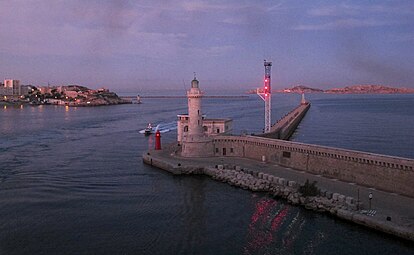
[181,75,214,157]
[187,77,203,136]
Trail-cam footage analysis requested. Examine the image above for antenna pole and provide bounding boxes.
[257,60,272,133]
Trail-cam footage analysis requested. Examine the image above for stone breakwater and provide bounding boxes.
[204,165,358,214]
[143,153,414,241]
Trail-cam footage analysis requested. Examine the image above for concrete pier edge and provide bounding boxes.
[143,152,414,242]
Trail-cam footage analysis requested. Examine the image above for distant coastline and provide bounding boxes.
[248,85,414,94]
[1,85,129,107]
[123,95,249,99]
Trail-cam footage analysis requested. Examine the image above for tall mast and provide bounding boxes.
[257,60,272,132]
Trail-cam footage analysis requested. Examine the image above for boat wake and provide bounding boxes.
[139,121,177,135]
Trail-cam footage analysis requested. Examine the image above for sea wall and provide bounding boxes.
[143,152,204,175]
[260,102,310,140]
[213,136,414,197]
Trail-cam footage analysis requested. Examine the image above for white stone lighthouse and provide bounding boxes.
[188,77,203,136]
[181,76,214,157]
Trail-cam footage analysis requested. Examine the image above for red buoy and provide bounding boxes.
[155,130,161,150]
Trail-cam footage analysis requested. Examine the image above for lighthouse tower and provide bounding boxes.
[181,75,214,157]
[188,77,203,136]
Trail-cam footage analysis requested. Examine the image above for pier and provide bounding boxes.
[260,101,311,140]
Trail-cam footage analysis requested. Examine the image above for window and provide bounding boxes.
[184,126,188,132]
[283,151,291,158]
[230,148,234,153]
[217,128,220,133]
[215,148,219,153]
[203,126,208,132]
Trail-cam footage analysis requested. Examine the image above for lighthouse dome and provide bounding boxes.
[191,78,199,88]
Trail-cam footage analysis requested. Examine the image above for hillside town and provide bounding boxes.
[0,79,128,106]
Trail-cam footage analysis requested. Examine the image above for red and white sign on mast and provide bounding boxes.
[257,60,272,133]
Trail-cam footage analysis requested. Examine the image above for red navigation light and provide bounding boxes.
[155,130,161,150]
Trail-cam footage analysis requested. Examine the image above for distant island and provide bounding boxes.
[1,83,129,107]
[324,85,414,94]
[247,85,414,94]
[278,85,324,93]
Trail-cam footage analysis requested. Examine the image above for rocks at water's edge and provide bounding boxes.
[201,165,359,214]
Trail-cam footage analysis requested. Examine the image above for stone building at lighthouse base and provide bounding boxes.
[181,134,214,157]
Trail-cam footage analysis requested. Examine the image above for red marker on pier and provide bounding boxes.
[155,130,161,150]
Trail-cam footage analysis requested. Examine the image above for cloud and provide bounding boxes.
[308,3,414,17]
[2,0,412,89]
[294,2,412,31]
[0,22,187,59]
[266,1,286,12]
[221,17,246,25]
[345,51,413,86]
[181,1,237,12]
[294,18,395,31]
[191,45,236,57]
[308,5,358,17]
[391,33,414,42]
[0,1,191,59]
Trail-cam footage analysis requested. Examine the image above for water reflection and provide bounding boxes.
[147,135,154,150]
[245,198,281,253]
[243,197,326,255]
[64,105,70,122]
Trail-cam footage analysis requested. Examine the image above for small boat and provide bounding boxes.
[139,122,176,135]
[143,123,152,135]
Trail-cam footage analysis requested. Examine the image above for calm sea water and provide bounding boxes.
[1,93,413,254]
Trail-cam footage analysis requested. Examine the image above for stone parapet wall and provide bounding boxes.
[213,136,414,197]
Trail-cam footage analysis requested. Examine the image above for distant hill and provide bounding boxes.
[325,85,414,94]
[279,85,324,93]
[246,85,323,94]
[248,84,414,94]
